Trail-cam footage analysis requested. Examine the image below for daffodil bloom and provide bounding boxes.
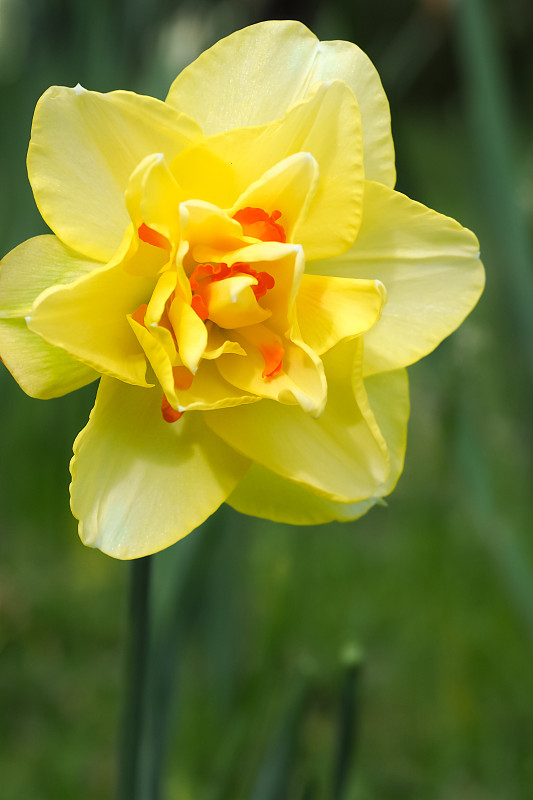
[0,21,484,558]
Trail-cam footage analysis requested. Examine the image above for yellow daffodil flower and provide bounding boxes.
[0,21,484,558]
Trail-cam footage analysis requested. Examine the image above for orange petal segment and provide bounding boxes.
[260,341,284,380]
[172,365,194,390]
[191,294,209,321]
[161,393,183,422]
[233,207,286,243]
[235,263,275,299]
[138,223,171,251]
[131,303,148,327]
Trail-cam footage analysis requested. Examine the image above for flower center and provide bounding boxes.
[183,206,285,330]
[134,205,290,422]
[188,261,275,322]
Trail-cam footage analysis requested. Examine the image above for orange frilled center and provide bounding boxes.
[188,261,276,322]
[232,207,286,243]
[135,207,287,422]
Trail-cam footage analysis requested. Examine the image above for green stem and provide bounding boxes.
[332,647,363,800]
[117,556,152,800]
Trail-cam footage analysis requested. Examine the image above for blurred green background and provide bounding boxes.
[1,0,532,797]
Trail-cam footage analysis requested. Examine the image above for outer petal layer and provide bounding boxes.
[310,181,485,375]
[228,368,409,523]
[0,235,99,397]
[166,19,395,185]
[28,86,201,261]
[70,378,250,559]
[206,340,389,502]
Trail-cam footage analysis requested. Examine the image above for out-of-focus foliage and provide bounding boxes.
[1,0,532,798]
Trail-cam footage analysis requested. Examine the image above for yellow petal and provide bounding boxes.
[0,234,100,397]
[133,271,194,403]
[228,368,409,522]
[361,368,409,499]
[203,325,246,360]
[289,82,363,259]
[179,200,246,264]
[70,378,250,559]
[166,20,323,132]
[125,153,182,247]
[166,20,395,185]
[296,274,386,355]
[0,317,98,399]
[230,152,319,242]
[227,462,376,525]
[145,269,179,325]
[172,359,259,412]
[171,145,238,208]
[206,339,388,502]
[202,274,271,329]
[28,85,201,261]
[28,239,155,386]
[128,314,177,403]
[0,234,100,317]
[217,327,327,415]
[202,81,364,259]
[296,37,395,188]
[167,292,208,374]
[252,244,305,333]
[121,230,170,279]
[311,181,485,375]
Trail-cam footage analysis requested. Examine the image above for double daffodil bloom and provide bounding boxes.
[0,21,484,558]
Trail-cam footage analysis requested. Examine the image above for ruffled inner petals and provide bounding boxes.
[296,274,386,355]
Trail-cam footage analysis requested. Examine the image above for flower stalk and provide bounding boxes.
[117,555,152,800]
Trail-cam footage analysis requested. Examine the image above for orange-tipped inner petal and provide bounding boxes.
[131,303,148,327]
[191,294,209,321]
[232,207,286,243]
[161,393,183,423]
[172,365,194,391]
[138,223,171,251]
[260,342,284,380]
